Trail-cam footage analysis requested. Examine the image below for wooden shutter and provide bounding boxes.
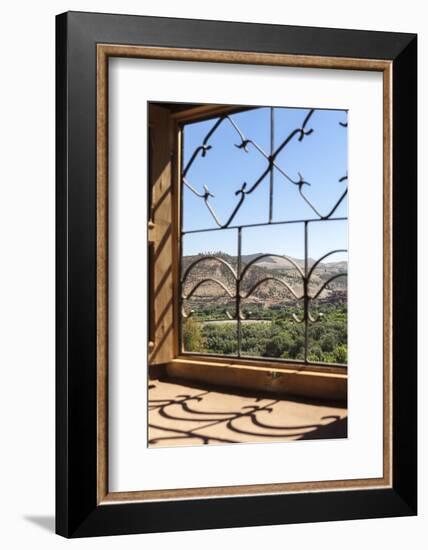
[148,105,178,368]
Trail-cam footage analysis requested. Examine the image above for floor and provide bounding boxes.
[148,378,347,447]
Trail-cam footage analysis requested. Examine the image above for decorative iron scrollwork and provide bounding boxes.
[180,106,348,365]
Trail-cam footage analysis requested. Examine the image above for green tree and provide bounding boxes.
[333,344,347,364]
[183,318,204,352]
[320,333,335,353]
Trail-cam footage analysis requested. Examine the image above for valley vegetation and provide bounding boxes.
[182,252,347,365]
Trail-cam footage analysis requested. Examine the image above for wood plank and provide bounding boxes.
[167,358,347,403]
[148,105,175,366]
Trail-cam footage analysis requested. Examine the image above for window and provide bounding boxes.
[148,103,348,379]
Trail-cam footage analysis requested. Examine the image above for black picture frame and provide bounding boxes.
[56,11,417,538]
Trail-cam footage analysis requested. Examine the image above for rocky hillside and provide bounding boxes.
[182,252,347,305]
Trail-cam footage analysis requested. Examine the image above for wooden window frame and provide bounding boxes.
[148,102,348,401]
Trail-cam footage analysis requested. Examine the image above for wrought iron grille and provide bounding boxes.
[180,106,348,366]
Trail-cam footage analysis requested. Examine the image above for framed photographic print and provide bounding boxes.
[56,11,417,537]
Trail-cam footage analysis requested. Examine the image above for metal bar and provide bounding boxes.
[182,108,318,229]
[236,227,242,357]
[269,107,274,223]
[240,252,305,279]
[304,221,309,363]
[181,216,348,235]
[307,249,347,279]
[183,278,235,300]
[311,273,348,301]
[240,276,302,301]
[181,255,237,285]
[180,350,347,369]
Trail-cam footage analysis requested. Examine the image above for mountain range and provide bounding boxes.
[182,252,347,304]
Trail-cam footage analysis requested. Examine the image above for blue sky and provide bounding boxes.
[182,106,348,262]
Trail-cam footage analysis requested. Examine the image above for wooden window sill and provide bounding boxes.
[167,356,347,403]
